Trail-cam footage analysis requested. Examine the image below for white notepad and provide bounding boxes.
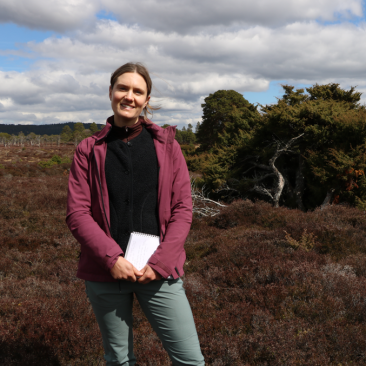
[125,232,160,271]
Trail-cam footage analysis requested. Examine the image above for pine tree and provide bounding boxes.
[235,83,366,209]
[73,123,85,133]
[89,122,99,134]
[61,125,72,143]
[196,90,260,151]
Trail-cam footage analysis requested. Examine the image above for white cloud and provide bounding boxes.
[0,1,365,127]
[0,0,99,32]
[1,0,363,34]
[102,0,363,33]
[25,20,366,83]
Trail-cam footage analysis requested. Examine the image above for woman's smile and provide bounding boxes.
[120,103,134,110]
[109,72,150,127]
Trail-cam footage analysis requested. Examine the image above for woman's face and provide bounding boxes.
[109,72,150,127]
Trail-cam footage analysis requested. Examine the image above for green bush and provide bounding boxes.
[38,155,71,168]
[50,155,62,164]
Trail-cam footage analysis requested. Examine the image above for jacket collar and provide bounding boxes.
[92,115,176,144]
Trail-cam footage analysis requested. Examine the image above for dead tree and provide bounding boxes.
[191,177,226,217]
[246,134,304,208]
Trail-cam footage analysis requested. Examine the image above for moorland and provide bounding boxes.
[1,145,366,365]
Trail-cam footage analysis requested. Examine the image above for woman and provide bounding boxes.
[66,62,205,366]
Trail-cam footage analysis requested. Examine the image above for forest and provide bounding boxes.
[1,83,366,365]
[0,122,105,137]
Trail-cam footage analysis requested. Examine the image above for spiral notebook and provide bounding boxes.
[125,232,160,271]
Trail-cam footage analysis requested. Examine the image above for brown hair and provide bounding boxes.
[110,62,160,120]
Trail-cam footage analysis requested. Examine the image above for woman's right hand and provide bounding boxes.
[110,256,143,282]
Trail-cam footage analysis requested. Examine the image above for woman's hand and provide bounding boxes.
[110,256,143,282]
[137,264,162,284]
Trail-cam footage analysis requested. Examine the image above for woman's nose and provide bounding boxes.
[124,89,133,100]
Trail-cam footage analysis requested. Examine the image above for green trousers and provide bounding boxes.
[85,279,205,366]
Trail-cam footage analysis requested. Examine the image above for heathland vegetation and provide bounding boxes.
[2,83,366,364]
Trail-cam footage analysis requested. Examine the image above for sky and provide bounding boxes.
[0,0,366,128]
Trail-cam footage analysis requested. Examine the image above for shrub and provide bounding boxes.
[38,155,72,168]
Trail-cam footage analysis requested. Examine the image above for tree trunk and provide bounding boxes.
[246,134,304,208]
[321,189,335,209]
[295,155,305,211]
[269,153,285,208]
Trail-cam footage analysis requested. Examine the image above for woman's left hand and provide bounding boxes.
[137,265,162,284]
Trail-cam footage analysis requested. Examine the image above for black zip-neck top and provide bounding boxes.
[104,125,160,253]
[109,119,143,142]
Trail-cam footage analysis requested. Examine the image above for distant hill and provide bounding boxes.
[0,122,105,136]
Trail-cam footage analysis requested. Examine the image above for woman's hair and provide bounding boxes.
[110,62,160,120]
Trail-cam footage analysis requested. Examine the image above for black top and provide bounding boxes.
[105,125,160,253]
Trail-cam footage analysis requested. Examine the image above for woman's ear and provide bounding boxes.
[144,95,151,108]
[109,86,112,101]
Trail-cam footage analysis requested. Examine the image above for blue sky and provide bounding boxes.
[0,24,54,71]
[0,0,365,126]
[244,81,311,107]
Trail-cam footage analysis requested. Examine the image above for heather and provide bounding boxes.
[2,147,366,365]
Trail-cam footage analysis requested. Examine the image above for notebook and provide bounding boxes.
[125,232,160,271]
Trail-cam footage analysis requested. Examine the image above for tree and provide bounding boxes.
[0,132,11,146]
[196,90,260,151]
[176,127,196,145]
[89,122,99,134]
[26,132,37,146]
[62,125,72,135]
[18,132,25,147]
[72,123,86,146]
[193,91,260,194]
[235,83,366,209]
[195,122,201,134]
[61,125,72,143]
[73,122,85,134]
[42,134,49,146]
[161,124,196,145]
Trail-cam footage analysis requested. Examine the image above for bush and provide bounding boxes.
[38,155,72,168]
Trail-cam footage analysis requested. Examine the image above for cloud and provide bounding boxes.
[102,0,363,33]
[27,20,366,84]
[0,1,365,127]
[0,0,99,32]
[1,0,363,34]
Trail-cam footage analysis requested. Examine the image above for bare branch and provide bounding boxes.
[190,177,227,217]
[249,186,274,200]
